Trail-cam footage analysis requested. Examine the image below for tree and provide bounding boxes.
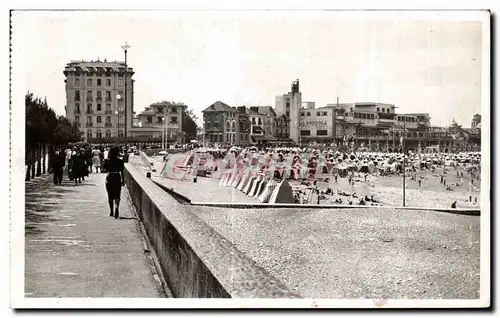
[25,92,82,181]
[182,108,198,141]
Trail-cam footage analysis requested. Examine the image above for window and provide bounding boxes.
[377,107,380,112]
[300,130,311,136]
[97,79,101,86]
[286,102,290,109]
[86,116,92,124]
[75,116,80,123]
[96,131,102,138]
[87,130,92,139]
[258,118,262,125]
[306,112,311,116]
[171,107,178,113]
[382,108,385,113]
[118,90,124,97]
[322,112,327,116]
[157,116,164,124]
[75,103,80,113]
[286,111,290,117]
[106,79,111,86]
[146,116,153,123]
[75,91,80,101]
[118,78,124,86]
[106,116,111,123]
[317,111,321,116]
[97,116,101,123]
[75,79,80,86]
[252,118,256,125]
[300,112,305,117]
[86,103,92,113]
[106,104,111,112]
[87,79,92,86]
[87,90,93,98]
[106,91,111,101]
[97,91,102,99]
[171,116,178,124]
[387,108,390,113]
[317,130,328,136]
[118,130,124,137]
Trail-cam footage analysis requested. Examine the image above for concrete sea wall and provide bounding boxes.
[123,163,300,298]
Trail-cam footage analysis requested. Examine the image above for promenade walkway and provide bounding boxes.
[25,171,165,298]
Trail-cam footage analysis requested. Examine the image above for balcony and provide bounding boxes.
[105,97,112,102]
[86,123,93,127]
[96,96,103,102]
[86,109,93,114]
[74,97,81,102]
[75,109,81,114]
[86,96,94,102]
[105,123,113,127]
[104,110,113,114]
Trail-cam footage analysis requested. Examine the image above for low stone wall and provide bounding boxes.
[123,163,300,298]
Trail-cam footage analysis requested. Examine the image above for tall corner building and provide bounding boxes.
[63,59,135,141]
[274,79,301,143]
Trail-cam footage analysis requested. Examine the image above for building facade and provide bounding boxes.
[64,59,134,141]
[129,102,185,144]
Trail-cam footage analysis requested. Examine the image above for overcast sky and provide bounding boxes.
[13,11,485,127]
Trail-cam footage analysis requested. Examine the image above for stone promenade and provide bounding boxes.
[25,171,165,298]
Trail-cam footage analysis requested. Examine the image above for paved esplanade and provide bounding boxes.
[25,172,164,297]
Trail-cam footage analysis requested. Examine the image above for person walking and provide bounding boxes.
[92,147,101,173]
[52,147,65,185]
[103,147,125,219]
[72,149,86,185]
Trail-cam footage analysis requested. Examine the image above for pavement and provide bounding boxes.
[191,205,480,299]
[25,170,165,298]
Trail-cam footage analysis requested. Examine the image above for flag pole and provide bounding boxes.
[402,118,406,207]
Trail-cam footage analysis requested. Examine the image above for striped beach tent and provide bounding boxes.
[253,178,268,199]
[234,170,249,189]
[237,172,251,191]
[258,179,278,203]
[221,171,233,187]
[248,176,264,197]
[226,171,238,186]
[218,172,228,186]
[230,171,244,187]
[243,176,258,195]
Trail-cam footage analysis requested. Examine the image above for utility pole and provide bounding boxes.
[402,117,406,207]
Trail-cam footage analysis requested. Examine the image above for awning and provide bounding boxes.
[250,135,276,142]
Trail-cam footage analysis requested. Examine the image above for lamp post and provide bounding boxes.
[114,110,119,144]
[121,41,131,147]
[402,118,407,207]
[161,117,165,151]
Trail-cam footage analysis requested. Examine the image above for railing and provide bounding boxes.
[96,96,103,101]
[105,110,113,114]
[86,123,93,127]
[75,109,81,114]
[106,97,112,102]
[105,123,113,127]
[86,109,93,114]
[74,97,80,101]
[86,96,94,101]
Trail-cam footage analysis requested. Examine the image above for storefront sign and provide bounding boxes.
[300,120,328,127]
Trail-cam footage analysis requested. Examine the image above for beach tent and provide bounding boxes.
[243,176,258,195]
[268,179,294,204]
[236,171,251,190]
[248,176,264,197]
[218,172,229,186]
[230,171,244,187]
[258,179,278,203]
[253,179,268,199]
[221,171,233,187]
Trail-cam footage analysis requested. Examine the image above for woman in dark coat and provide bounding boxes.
[72,149,86,185]
[103,147,125,219]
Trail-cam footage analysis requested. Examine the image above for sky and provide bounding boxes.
[12,10,485,127]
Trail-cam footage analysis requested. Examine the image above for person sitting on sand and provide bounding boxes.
[451,201,457,208]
